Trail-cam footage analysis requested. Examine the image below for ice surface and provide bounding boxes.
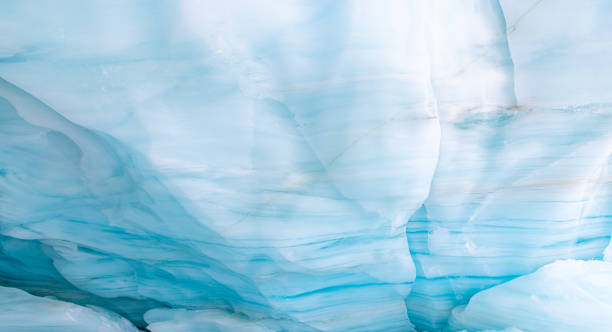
[448,260,612,332]
[0,285,137,332]
[0,0,611,331]
[405,0,612,329]
[145,308,317,332]
[605,240,612,261]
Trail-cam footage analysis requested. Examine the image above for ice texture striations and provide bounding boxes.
[0,0,611,331]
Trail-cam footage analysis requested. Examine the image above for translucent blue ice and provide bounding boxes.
[0,0,611,331]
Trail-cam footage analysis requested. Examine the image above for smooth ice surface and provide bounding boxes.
[0,286,137,332]
[448,260,612,332]
[0,0,611,331]
[145,308,317,332]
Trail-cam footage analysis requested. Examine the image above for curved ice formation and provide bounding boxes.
[0,1,435,329]
[0,0,611,331]
[0,285,137,332]
[448,260,612,332]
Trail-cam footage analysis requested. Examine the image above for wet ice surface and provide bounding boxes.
[0,1,611,331]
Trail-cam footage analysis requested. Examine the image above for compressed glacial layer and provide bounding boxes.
[0,0,611,331]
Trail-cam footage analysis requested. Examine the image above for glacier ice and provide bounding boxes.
[144,308,317,332]
[0,285,137,332]
[448,260,612,332]
[0,0,611,331]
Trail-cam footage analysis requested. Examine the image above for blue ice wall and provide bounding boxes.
[0,1,611,331]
